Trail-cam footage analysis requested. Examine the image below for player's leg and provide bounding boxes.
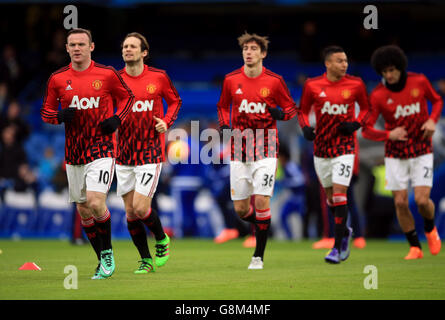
[246,158,277,269]
[324,155,354,263]
[414,186,441,255]
[123,190,155,273]
[231,161,255,222]
[132,163,169,267]
[386,157,423,259]
[252,194,271,261]
[85,158,116,277]
[392,189,423,259]
[66,163,103,278]
[412,154,440,255]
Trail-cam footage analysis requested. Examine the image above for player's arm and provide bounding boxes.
[297,81,316,141]
[158,72,182,131]
[40,75,75,125]
[420,75,443,139]
[100,68,135,135]
[338,81,369,135]
[217,77,232,131]
[361,94,407,142]
[267,76,298,121]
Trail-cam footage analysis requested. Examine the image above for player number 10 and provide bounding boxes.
[98,170,110,185]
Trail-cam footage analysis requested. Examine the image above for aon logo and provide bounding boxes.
[394,102,420,119]
[321,101,348,115]
[239,99,266,114]
[69,96,100,109]
[133,100,154,112]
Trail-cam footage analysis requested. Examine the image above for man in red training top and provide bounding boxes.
[217,32,298,269]
[297,46,370,264]
[41,28,134,279]
[116,32,181,273]
[362,45,443,260]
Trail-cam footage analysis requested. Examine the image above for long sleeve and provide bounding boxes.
[110,68,134,123]
[297,81,313,129]
[355,80,370,125]
[361,94,389,141]
[422,75,443,123]
[217,77,232,128]
[40,75,60,125]
[274,76,298,121]
[161,72,182,129]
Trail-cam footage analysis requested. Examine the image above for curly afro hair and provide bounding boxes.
[371,45,408,75]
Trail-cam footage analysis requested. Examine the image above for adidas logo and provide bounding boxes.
[66,84,73,90]
[387,98,393,104]
[235,88,243,95]
[319,91,326,97]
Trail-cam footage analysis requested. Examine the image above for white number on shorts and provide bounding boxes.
[98,170,110,185]
[262,174,274,187]
[423,166,433,179]
[339,164,351,178]
[141,173,154,186]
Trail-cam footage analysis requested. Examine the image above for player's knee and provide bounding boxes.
[394,196,409,211]
[87,196,106,215]
[76,203,92,219]
[234,204,250,217]
[133,206,150,220]
[125,207,138,221]
[414,194,430,209]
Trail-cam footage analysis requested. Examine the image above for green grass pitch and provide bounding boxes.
[0,238,444,300]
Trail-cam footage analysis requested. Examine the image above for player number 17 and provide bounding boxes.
[141,172,154,186]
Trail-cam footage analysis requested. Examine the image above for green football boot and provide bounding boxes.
[91,262,106,280]
[99,249,115,278]
[155,234,170,267]
[134,258,155,274]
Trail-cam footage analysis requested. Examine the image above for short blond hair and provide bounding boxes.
[237,32,269,53]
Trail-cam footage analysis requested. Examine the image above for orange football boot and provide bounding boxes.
[353,237,367,249]
[404,246,423,260]
[425,227,441,255]
[312,237,335,249]
[243,235,256,248]
[214,228,239,244]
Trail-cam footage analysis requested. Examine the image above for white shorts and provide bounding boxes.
[230,158,277,201]
[314,154,355,188]
[115,163,162,198]
[66,157,115,203]
[385,153,433,191]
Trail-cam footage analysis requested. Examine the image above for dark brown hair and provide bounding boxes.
[237,32,269,53]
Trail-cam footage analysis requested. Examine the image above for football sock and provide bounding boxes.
[253,208,271,260]
[141,208,166,242]
[405,229,422,248]
[423,217,435,233]
[94,209,112,251]
[127,218,151,259]
[81,216,101,260]
[333,193,348,251]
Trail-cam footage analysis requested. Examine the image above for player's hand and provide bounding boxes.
[302,126,316,141]
[421,118,436,139]
[99,115,121,135]
[388,126,408,141]
[57,107,75,124]
[154,116,167,133]
[267,106,285,120]
[338,121,361,135]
